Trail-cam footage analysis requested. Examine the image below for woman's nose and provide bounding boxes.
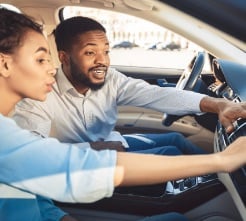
[48,68,57,77]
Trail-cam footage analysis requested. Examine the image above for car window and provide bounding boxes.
[60,6,210,70]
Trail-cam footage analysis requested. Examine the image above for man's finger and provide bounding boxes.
[225,122,236,134]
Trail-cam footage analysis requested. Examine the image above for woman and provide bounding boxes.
[0,7,246,221]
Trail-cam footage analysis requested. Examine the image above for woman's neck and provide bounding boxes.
[0,88,20,116]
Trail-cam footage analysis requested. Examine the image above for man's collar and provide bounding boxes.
[55,67,77,96]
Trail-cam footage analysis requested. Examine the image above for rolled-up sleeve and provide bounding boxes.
[0,115,117,203]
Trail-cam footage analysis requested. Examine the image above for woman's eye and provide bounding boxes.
[38,58,50,64]
[38,59,45,63]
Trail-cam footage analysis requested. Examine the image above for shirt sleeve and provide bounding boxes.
[0,115,117,203]
[110,68,206,115]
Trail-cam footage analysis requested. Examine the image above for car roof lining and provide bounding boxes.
[160,0,246,43]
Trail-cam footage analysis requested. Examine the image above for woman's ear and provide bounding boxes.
[0,53,11,77]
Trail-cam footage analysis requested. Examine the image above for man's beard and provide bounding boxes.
[70,58,105,91]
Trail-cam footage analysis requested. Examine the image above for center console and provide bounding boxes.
[111,170,223,215]
[165,174,217,195]
[214,118,246,220]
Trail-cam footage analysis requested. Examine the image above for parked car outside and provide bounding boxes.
[112,41,139,49]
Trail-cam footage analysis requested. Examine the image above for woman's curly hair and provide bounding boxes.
[0,7,43,54]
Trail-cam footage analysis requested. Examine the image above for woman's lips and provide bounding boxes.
[46,81,55,92]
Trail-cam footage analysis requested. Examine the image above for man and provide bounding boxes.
[12,16,229,156]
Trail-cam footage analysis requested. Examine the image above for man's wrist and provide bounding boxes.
[200,96,224,113]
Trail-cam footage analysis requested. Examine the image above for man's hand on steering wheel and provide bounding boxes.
[199,97,246,133]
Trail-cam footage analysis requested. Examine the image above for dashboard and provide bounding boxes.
[212,58,246,220]
[212,59,246,102]
[214,119,246,220]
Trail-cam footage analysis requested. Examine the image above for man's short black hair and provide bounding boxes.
[54,16,106,51]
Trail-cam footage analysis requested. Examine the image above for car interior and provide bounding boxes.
[2,0,246,220]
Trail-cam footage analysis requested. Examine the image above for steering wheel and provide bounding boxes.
[162,51,205,126]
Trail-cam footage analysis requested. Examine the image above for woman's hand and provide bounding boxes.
[219,136,246,172]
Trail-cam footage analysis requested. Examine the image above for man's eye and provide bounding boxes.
[85,51,95,56]
[105,50,110,55]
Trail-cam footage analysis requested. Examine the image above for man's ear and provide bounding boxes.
[58,51,69,65]
[0,53,11,77]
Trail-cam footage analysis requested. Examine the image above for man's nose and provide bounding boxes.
[95,53,108,65]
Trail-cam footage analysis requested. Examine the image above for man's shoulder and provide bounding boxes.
[107,67,127,80]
